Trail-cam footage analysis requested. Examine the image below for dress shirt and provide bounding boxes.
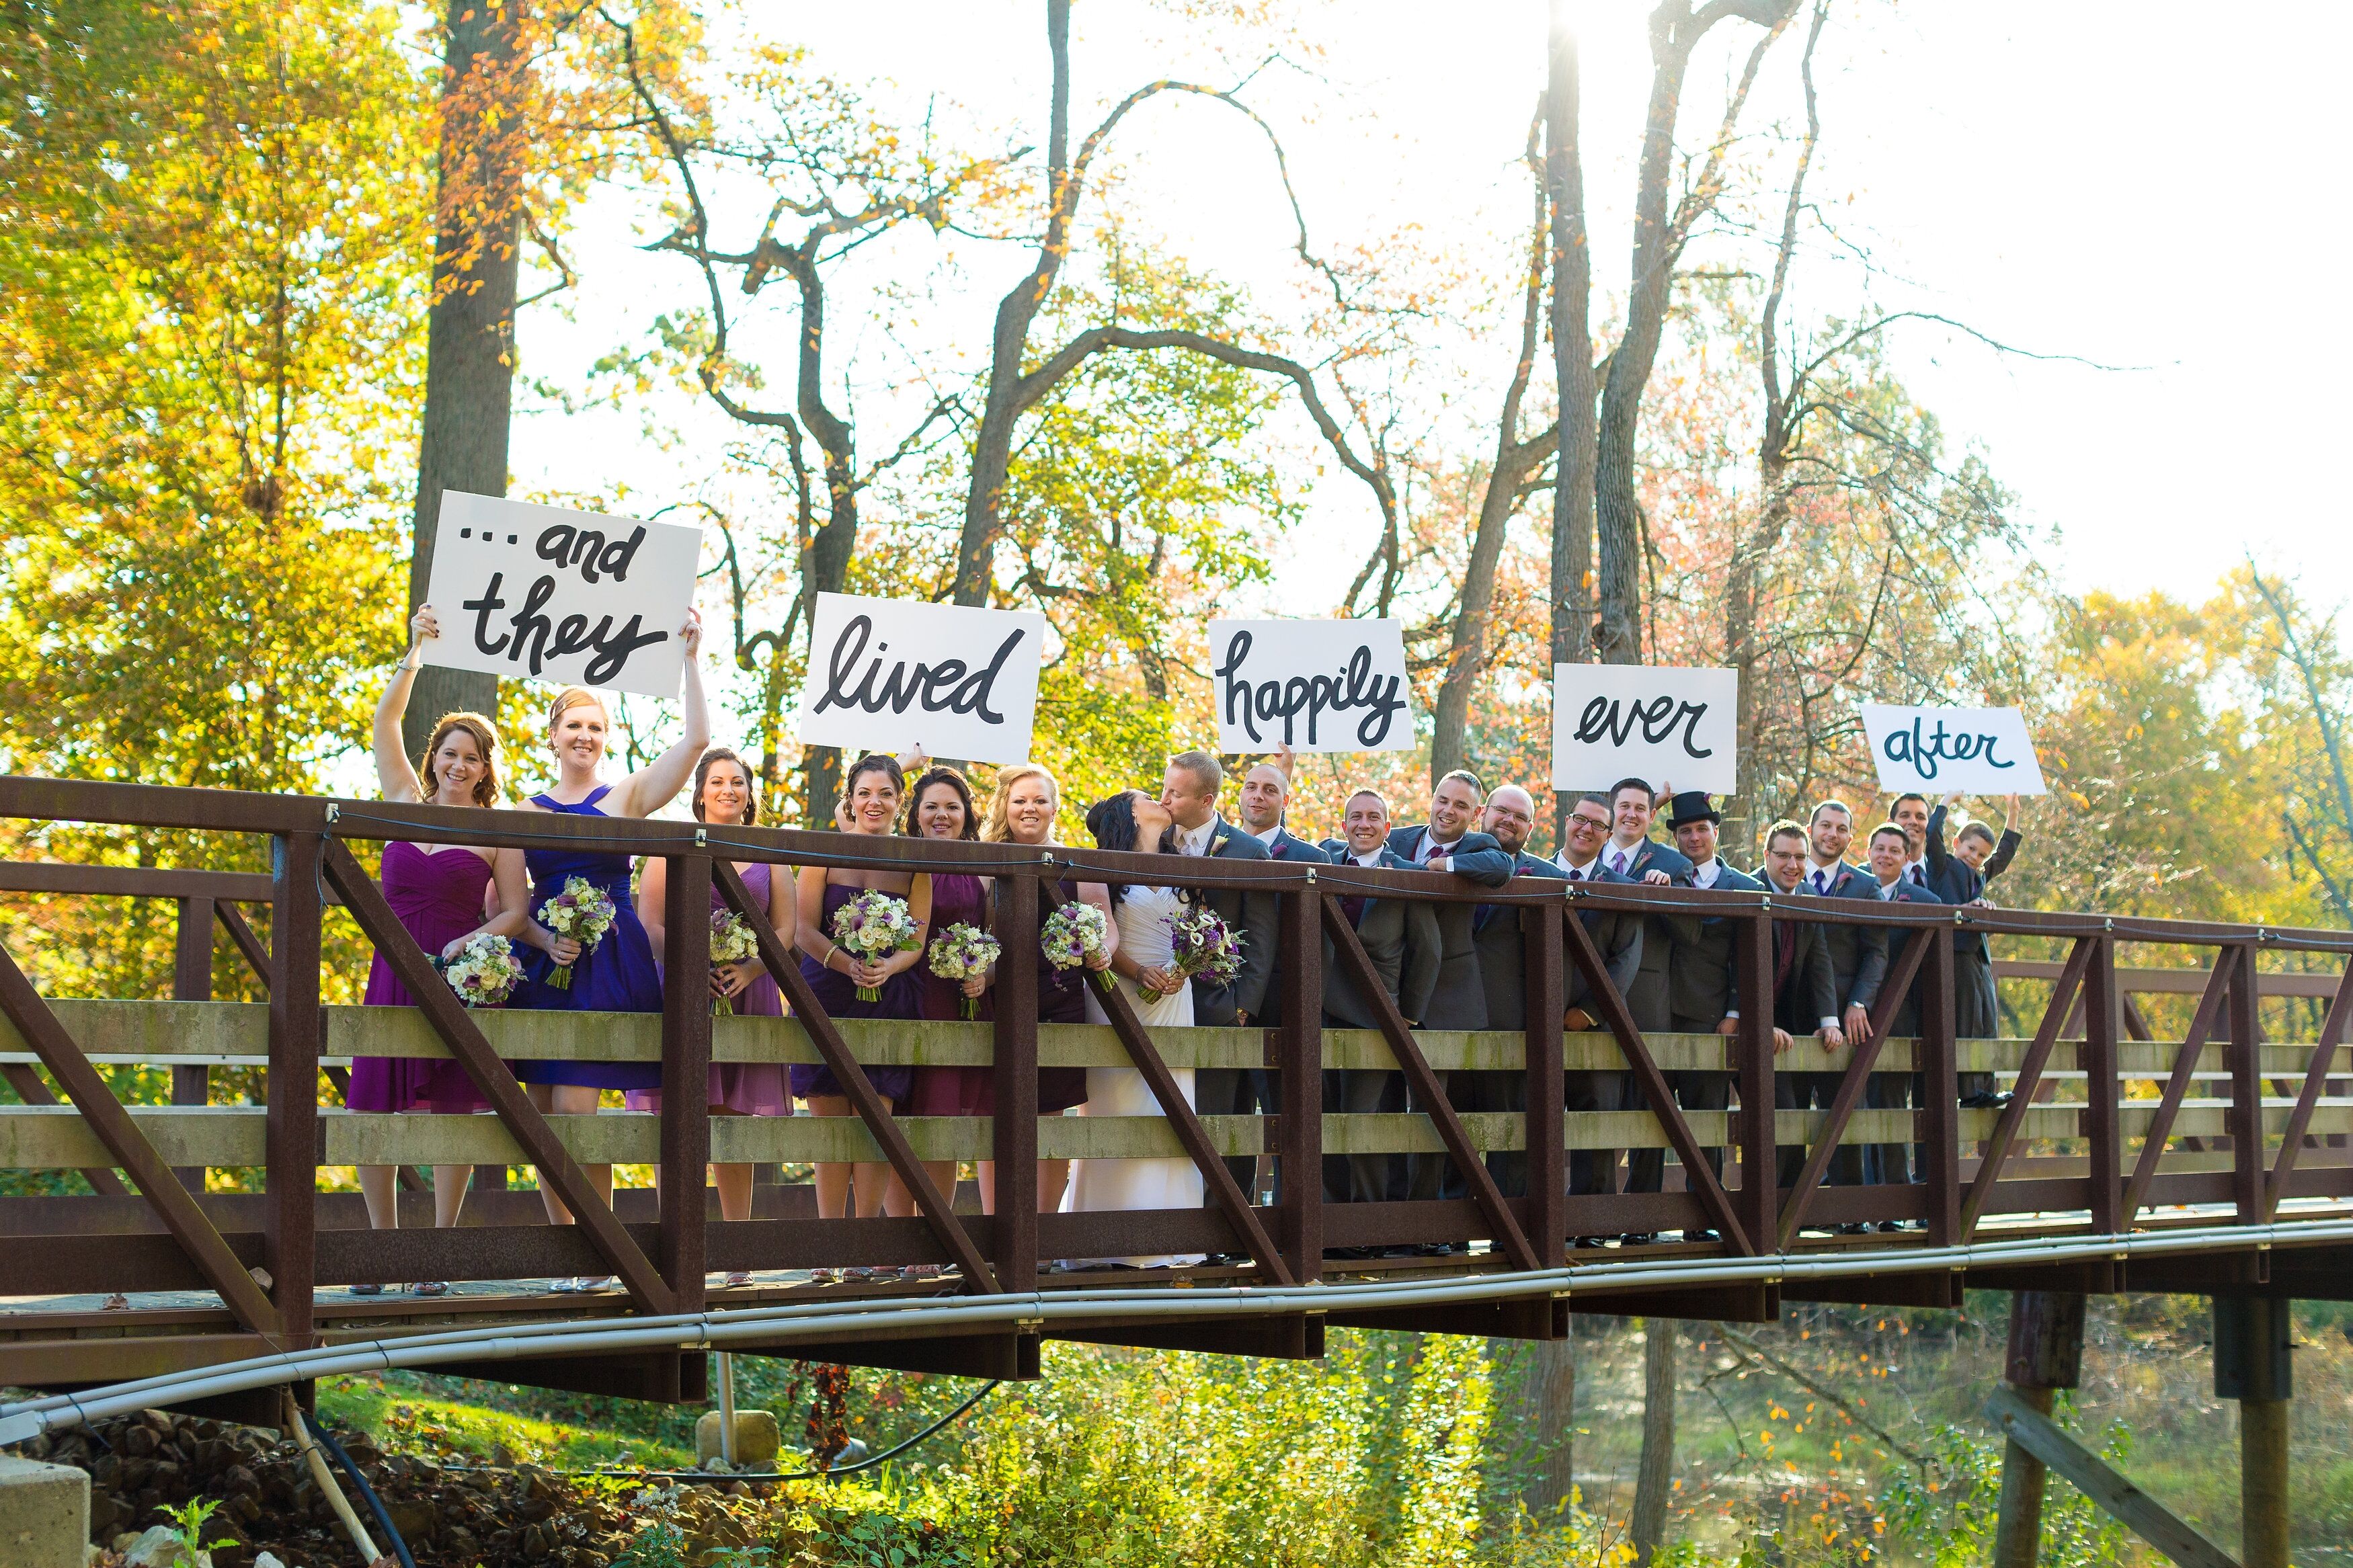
[1903,858,1926,886]
[1689,857,1722,890]
[1555,852,1601,881]
[1805,858,1839,895]
[1605,839,1642,877]
[1876,877,1902,901]
[1252,823,1282,850]
[1176,816,1218,857]
[1351,848,1386,869]
[1421,834,1460,864]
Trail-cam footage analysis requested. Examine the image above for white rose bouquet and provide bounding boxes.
[435,932,526,1008]
[926,922,1002,1019]
[538,876,616,991]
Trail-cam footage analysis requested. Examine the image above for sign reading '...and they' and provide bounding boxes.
[1860,704,2048,795]
[420,491,703,698]
[1209,618,1415,752]
[1550,664,1740,794]
[797,593,1046,765]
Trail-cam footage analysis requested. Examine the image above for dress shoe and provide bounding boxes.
[1680,1229,1720,1245]
[1958,1089,2013,1110]
[1618,1233,1659,1247]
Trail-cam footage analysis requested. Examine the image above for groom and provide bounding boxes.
[1162,750,1277,1202]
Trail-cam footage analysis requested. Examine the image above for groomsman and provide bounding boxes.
[1890,792,1933,889]
[1598,778,1691,1223]
[1796,800,1888,1192]
[1468,784,1568,1197]
[1552,790,1646,1225]
[1319,790,1440,1223]
[1387,770,1515,1214]
[1229,756,1327,1206]
[1924,793,2024,1108]
[1630,792,1762,1231]
[1757,821,1850,1197]
[1861,822,1942,1202]
[1162,751,1277,1202]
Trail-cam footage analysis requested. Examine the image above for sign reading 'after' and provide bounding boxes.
[1860,704,2047,795]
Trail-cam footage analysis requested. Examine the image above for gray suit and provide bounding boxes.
[1780,862,1886,1189]
[1316,844,1441,1205]
[1630,860,1764,1193]
[1187,817,1278,1199]
[1386,824,1515,1204]
[1555,859,1646,1203]
[1470,852,1569,1197]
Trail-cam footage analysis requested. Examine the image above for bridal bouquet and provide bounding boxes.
[926,923,1001,1019]
[709,909,763,1016]
[539,876,616,990]
[1170,903,1244,988]
[830,889,923,1002]
[436,932,525,1008]
[1041,901,1113,992]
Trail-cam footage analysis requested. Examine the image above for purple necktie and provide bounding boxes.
[1610,849,1628,876]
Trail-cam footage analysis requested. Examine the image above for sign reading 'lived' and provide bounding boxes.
[796,593,1046,765]
[419,491,703,698]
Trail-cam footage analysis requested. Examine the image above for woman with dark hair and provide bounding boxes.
[350,606,533,1293]
[889,767,991,1237]
[633,747,788,1288]
[980,762,1115,1216]
[795,753,930,1239]
[1064,790,1204,1268]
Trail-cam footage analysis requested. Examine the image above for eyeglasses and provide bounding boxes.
[1568,814,1611,832]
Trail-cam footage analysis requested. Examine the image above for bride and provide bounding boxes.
[1064,790,1205,1268]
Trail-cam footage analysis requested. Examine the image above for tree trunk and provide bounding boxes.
[1430,136,1553,784]
[1630,1319,1676,1563]
[1992,1291,2085,1568]
[403,0,529,758]
[1523,1335,1579,1518]
[1546,10,1597,843]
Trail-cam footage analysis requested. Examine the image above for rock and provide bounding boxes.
[382,1497,435,1543]
[693,1409,781,1469]
[252,1553,286,1568]
[120,1430,159,1460]
[120,1522,210,1567]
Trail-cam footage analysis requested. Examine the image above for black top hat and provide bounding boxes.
[1663,790,1720,828]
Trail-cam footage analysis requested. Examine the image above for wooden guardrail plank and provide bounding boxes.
[2122,952,2238,1225]
[1961,938,2094,1238]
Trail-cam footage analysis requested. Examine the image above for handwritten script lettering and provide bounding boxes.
[811,614,1025,725]
[462,572,670,685]
[534,522,647,585]
[1880,715,2015,781]
[1214,630,1410,747]
[1574,694,1715,759]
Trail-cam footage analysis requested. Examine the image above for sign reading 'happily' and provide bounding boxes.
[796,593,1046,765]
[1207,618,1415,753]
[418,491,703,698]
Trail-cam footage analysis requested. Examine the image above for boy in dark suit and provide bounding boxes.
[1924,792,2024,1108]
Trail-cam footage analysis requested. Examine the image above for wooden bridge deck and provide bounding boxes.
[0,776,2348,1405]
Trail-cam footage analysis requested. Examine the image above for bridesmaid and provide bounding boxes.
[633,747,789,1289]
[888,766,992,1238]
[351,606,531,1296]
[980,763,1117,1216]
[511,612,710,1293]
[794,753,929,1241]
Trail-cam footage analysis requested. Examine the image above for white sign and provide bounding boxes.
[419,491,702,698]
[1207,618,1415,752]
[797,593,1046,765]
[1860,704,2048,795]
[1550,664,1740,794]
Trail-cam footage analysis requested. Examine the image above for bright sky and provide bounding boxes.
[512,0,2353,658]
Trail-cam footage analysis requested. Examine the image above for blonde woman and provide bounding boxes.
[981,763,1117,1215]
[511,612,710,1292]
[350,607,531,1295]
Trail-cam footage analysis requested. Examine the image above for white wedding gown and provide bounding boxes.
[1064,883,1205,1267]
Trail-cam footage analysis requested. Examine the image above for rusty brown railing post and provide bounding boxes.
[1523,903,1565,1268]
[1919,923,1960,1245]
[266,831,321,1346]
[2227,940,2264,1226]
[2082,934,2121,1235]
[992,867,1040,1291]
[1734,908,1776,1251]
[171,895,212,1192]
[661,852,713,1311]
[1277,880,1323,1282]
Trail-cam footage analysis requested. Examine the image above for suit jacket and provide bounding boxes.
[1556,860,1645,1017]
[1804,861,1890,1015]
[1316,844,1442,1029]
[1251,825,1328,1022]
[1602,837,1696,1031]
[1187,815,1277,1026]
[1749,884,1840,1036]
[1665,861,1767,1027]
[1870,878,1946,1026]
[1474,851,1566,1031]
[1386,824,1514,1031]
[1923,805,2021,962]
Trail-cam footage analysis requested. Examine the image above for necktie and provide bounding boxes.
[1566,865,1583,882]
[1610,848,1628,876]
[1811,868,1828,894]
[1908,865,1923,886]
[1425,839,1446,863]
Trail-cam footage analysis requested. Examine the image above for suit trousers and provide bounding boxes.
[1322,1046,1402,1206]
[1566,1068,1628,1208]
[1462,1069,1525,1197]
[1953,945,1997,1101]
[1194,1065,1270,1200]
[1628,1018,1732,1193]
[1865,1071,1910,1186]
[1775,1071,1863,1190]
[1405,1069,1461,1203]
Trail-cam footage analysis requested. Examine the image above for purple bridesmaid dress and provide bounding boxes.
[348,841,495,1114]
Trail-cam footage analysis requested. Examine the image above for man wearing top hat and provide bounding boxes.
[1626,791,1765,1231]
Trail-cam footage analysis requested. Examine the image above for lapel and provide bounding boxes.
[1203,817,1230,859]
